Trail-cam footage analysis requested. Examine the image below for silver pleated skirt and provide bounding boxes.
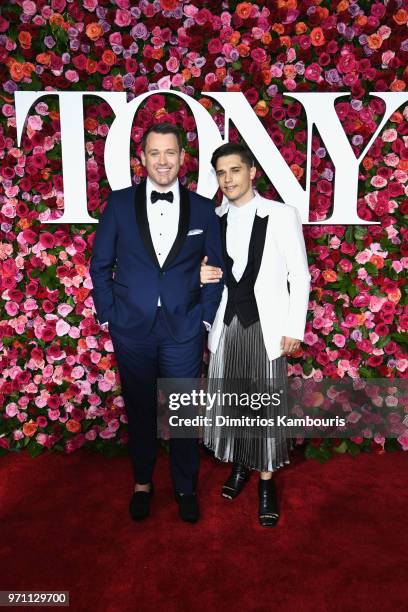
[204,315,293,472]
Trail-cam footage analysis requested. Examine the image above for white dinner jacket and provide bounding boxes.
[208,194,311,361]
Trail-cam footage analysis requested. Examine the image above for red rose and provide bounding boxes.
[338,54,357,74]
[375,323,389,336]
[160,0,177,9]
[133,76,149,95]
[208,38,223,54]
[310,438,322,448]
[305,63,322,83]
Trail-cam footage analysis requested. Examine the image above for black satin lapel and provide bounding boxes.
[162,184,190,269]
[220,212,228,261]
[134,180,160,268]
[253,215,269,283]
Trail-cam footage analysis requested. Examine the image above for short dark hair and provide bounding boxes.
[141,122,183,152]
[210,143,255,170]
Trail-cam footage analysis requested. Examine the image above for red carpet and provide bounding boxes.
[1,447,407,612]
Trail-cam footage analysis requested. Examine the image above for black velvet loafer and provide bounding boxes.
[129,483,154,521]
[175,492,199,523]
[258,479,279,527]
[221,463,250,499]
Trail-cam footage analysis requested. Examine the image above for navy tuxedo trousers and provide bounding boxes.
[110,307,205,494]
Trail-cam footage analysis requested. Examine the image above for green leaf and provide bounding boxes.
[333,441,348,454]
[346,440,362,457]
[391,332,408,347]
[27,441,45,458]
[358,366,377,378]
[365,262,378,276]
[354,227,368,240]
[376,335,390,349]
[345,226,353,243]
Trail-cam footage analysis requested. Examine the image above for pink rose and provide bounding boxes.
[99,429,116,439]
[56,319,70,337]
[369,296,385,312]
[333,334,346,348]
[338,259,352,273]
[47,409,60,421]
[304,331,319,345]
[370,175,387,188]
[65,70,79,83]
[22,1,36,15]
[27,115,43,131]
[84,0,98,10]
[6,403,19,417]
[171,74,184,86]
[157,76,171,89]
[397,434,408,451]
[36,434,49,446]
[166,57,180,73]
[382,128,397,142]
[57,304,73,317]
[115,9,131,27]
[378,25,391,39]
[5,302,19,316]
[382,50,395,68]
[109,32,123,46]
[391,261,403,273]
[356,251,370,264]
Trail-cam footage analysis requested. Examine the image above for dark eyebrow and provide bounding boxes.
[216,166,242,174]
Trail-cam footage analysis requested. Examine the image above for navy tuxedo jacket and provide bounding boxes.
[89,180,225,342]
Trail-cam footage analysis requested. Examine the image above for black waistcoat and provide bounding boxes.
[223,213,268,328]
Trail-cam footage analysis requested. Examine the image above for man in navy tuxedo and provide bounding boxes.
[89,123,224,523]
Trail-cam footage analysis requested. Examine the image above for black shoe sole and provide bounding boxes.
[259,516,279,527]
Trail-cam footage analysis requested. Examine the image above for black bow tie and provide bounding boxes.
[151,190,174,204]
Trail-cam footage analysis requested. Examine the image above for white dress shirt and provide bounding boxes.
[146,177,179,306]
[226,193,258,282]
[146,177,180,268]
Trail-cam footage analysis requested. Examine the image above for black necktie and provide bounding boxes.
[151,190,174,204]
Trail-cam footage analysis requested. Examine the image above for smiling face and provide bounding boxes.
[141,131,185,190]
[215,153,256,206]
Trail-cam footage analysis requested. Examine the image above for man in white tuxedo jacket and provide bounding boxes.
[201,142,311,527]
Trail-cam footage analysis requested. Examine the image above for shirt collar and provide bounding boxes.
[227,192,258,215]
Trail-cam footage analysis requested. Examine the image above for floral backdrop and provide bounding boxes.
[0,0,407,462]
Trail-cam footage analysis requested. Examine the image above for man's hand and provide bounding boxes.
[200,255,223,284]
[280,336,301,355]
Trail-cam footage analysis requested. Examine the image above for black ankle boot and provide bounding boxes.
[258,479,279,527]
[221,463,250,499]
